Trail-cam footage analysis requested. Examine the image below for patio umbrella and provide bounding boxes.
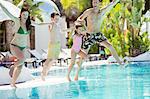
[33,0,60,23]
[0,0,20,22]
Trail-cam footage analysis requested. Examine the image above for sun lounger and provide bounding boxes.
[42,48,72,66]
[88,54,100,61]
[26,49,46,68]
[123,51,150,62]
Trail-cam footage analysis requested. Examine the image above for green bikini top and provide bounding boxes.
[17,27,30,35]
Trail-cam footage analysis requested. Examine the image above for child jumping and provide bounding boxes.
[67,24,87,81]
[41,12,61,81]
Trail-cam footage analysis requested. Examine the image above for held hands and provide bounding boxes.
[76,18,84,24]
[75,20,85,26]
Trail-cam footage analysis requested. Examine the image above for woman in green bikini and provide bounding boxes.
[0,3,31,87]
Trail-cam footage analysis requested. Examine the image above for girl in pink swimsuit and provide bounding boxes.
[67,24,87,81]
[72,33,82,53]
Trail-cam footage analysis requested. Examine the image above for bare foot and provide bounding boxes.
[67,75,71,82]
[74,76,78,81]
[10,83,17,88]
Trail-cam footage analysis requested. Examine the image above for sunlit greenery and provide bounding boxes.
[13,0,43,22]
[61,0,91,20]
[101,0,150,57]
[61,0,91,12]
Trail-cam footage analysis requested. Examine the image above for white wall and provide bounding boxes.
[34,17,68,53]
[35,25,49,53]
[140,22,150,39]
[59,16,67,49]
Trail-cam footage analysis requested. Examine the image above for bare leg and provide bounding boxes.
[74,50,87,81]
[67,50,77,81]
[41,59,54,81]
[11,65,23,87]
[100,40,122,65]
[10,45,25,88]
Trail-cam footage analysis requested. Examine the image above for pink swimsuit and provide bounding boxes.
[72,34,82,53]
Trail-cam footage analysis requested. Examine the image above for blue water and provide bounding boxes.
[0,62,150,99]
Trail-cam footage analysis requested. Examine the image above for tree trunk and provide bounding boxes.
[30,26,35,49]
[5,21,15,50]
[4,0,14,51]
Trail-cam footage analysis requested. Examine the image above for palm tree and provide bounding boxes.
[0,22,7,51]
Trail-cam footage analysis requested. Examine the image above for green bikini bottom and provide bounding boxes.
[10,44,26,51]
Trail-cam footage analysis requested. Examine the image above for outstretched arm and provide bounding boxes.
[76,9,91,22]
[17,0,25,9]
[31,20,51,26]
[0,2,19,25]
[99,0,120,13]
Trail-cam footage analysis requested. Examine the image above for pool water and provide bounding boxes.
[0,62,150,99]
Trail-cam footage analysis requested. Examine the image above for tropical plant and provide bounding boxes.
[61,0,91,12]
[61,0,91,22]
[101,0,150,57]
[13,0,44,22]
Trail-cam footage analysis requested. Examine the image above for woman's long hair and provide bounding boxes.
[20,8,31,31]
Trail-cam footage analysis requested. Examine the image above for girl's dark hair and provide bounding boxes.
[51,12,60,18]
[74,25,83,35]
[20,8,31,31]
[75,25,83,29]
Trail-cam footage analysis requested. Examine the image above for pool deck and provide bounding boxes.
[0,60,110,90]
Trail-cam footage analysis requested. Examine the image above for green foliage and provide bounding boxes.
[101,0,149,57]
[67,31,74,48]
[61,0,91,20]
[26,0,44,22]
[68,37,73,48]
[126,32,149,57]
[13,0,21,5]
[89,44,99,54]
[61,0,91,12]
[13,0,43,22]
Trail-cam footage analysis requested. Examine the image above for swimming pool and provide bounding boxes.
[0,62,150,99]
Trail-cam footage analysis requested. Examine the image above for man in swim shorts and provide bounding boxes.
[76,0,122,65]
